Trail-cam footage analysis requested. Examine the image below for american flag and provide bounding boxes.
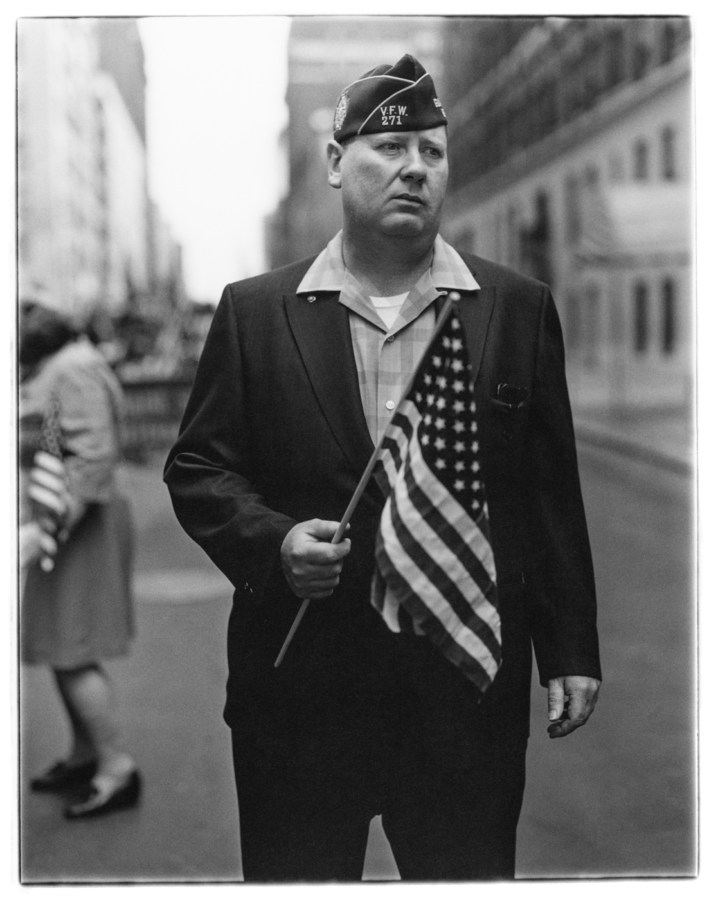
[40,393,64,458]
[36,392,65,572]
[371,304,502,693]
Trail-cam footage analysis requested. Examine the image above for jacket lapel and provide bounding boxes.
[283,283,495,483]
[283,292,375,478]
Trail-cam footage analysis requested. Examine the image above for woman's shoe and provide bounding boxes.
[30,759,97,793]
[64,769,142,819]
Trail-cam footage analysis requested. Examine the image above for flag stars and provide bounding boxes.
[404,309,490,519]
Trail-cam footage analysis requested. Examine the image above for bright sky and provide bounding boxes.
[139,16,291,302]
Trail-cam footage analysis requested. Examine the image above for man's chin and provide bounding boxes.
[380,213,436,239]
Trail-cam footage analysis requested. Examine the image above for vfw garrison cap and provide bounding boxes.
[333,53,447,142]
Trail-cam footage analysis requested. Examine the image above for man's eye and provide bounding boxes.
[379,142,400,152]
[423,147,444,159]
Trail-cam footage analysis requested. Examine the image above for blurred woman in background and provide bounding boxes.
[19,289,141,819]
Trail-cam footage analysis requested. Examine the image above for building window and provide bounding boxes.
[565,291,581,351]
[632,43,651,80]
[565,174,582,245]
[605,27,625,88]
[506,204,519,269]
[584,283,601,367]
[661,126,677,180]
[660,22,678,64]
[633,139,649,180]
[633,281,649,353]
[661,277,677,354]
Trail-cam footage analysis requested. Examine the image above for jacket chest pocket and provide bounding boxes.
[485,392,529,448]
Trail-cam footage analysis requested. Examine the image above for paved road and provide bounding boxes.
[18,442,696,882]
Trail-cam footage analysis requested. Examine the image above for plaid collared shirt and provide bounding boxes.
[297,231,480,444]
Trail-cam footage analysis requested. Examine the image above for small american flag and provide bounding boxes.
[372,304,502,693]
[36,393,65,572]
[40,393,64,459]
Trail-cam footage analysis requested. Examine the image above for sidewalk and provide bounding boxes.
[19,406,693,882]
[20,460,398,883]
[20,461,243,882]
[573,405,694,475]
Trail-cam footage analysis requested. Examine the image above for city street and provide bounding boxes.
[19,440,696,883]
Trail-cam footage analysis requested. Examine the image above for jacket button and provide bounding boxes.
[502,429,513,442]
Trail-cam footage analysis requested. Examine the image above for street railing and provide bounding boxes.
[120,375,194,462]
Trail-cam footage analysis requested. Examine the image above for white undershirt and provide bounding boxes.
[370,293,409,330]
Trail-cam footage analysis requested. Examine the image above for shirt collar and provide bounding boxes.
[296,230,480,295]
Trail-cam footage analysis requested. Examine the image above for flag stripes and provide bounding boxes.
[371,303,501,693]
[373,558,499,686]
[374,429,501,680]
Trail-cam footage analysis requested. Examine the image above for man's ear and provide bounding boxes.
[327,140,344,189]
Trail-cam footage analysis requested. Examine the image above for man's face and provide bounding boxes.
[328,127,449,241]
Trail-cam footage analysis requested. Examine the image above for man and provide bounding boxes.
[164,54,601,881]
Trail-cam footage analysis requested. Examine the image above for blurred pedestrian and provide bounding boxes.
[19,289,141,819]
[165,54,601,880]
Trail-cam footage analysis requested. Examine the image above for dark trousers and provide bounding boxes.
[232,731,526,882]
[229,623,529,882]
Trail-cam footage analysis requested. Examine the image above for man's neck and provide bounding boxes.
[341,230,436,296]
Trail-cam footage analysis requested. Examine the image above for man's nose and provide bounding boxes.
[400,149,426,182]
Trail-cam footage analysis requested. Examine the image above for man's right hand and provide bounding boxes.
[280,519,351,599]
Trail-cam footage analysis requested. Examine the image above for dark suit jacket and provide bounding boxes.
[164,250,601,743]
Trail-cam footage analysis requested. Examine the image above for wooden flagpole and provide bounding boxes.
[273,293,459,668]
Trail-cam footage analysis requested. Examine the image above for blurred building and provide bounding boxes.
[267,17,445,268]
[18,19,105,321]
[94,68,150,312]
[17,17,185,358]
[96,18,147,144]
[440,17,692,414]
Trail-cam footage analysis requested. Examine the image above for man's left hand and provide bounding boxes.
[546,675,600,739]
